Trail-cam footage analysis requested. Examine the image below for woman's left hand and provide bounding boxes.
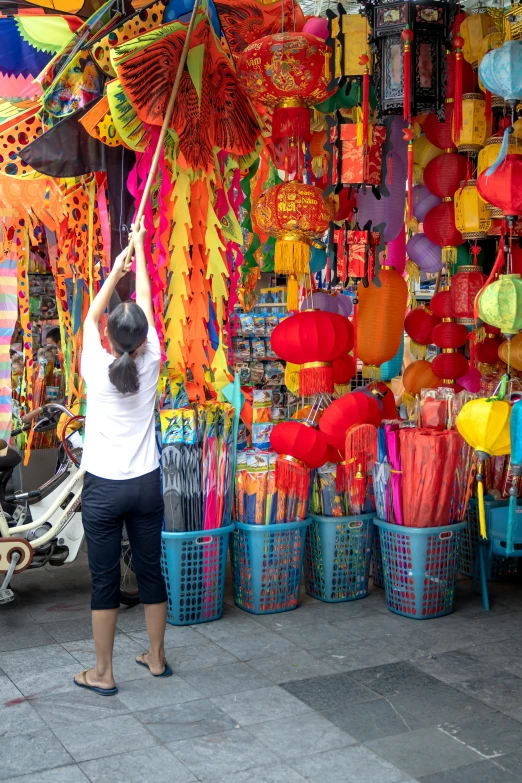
[112,247,133,280]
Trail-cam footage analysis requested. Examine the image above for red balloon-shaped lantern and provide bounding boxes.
[404,307,441,347]
[423,201,464,266]
[270,421,329,469]
[430,290,454,318]
[477,155,522,223]
[450,265,487,324]
[423,154,467,199]
[432,321,468,348]
[332,355,356,386]
[319,393,381,452]
[432,351,469,382]
[354,382,396,421]
[271,311,353,395]
[475,334,503,366]
[424,103,455,151]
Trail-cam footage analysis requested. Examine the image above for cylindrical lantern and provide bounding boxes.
[271,310,353,395]
[454,181,492,239]
[450,264,487,324]
[432,321,468,348]
[270,421,329,469]
[431,289,454,318]
[478,274,522,336]
[477,155,522,223]
[461,12,492,68]
[253,182,333,276]
[406,233,443,274]
[356,266,408,378]
[403,359,439,395]
[237,33,331,142]
[453,94,489,154]
[319,392,381,452]
[423,201,464,266]
[432,351,469,382]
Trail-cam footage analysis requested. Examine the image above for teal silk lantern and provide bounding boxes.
[309,240,327,273]
[507,400,522,555]
[380,334,404,382]
[479,41,522,106]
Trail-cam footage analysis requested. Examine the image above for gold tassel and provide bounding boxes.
[410,340,427,360]
[286,275,299,312]
[407,217,419,234]
[475,326,486,343]
[275,236,310,275]
[442,246,457,267]
[362,364,380,380]
[406,258,420,282]
[402,391,415,412]
[334,383,351,397]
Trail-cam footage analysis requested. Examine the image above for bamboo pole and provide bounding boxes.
[125,0,202,262]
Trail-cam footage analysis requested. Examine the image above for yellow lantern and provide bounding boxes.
[457,396,511,537]
[454,180,492,239]
[478,134,520,175]
[461,12,494,68]
[341,14,371,76]
[453,93,489,153]
[413,135,443,186]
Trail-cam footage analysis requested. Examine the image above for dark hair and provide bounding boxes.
[107,302,148,394]
[46,327,61,344]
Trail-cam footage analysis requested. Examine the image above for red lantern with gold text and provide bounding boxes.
[450,265,487,324]
[356,266,408,379]
[271,310,353,396]
[319,393,381,452]
[237,33,331,144]
[477,155,522,224]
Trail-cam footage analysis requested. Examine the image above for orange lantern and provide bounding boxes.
[237,32,331,144]
[403,360,440,395]
[356,266,408,379]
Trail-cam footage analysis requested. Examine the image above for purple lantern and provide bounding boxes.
[300,291,338,313]
[333,293,354,318]
[406,232,443,273]
[357,156,407,243]
[412,185,442,223]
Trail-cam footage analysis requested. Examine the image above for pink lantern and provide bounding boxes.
[303,16,329,40]
[386,226,406,276]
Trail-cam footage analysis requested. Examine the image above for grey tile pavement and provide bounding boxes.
[1,563,522,781]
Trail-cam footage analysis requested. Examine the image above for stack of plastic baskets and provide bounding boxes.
[231,519,311,614]
[161,524,234,625]
[374,519,466,619]
[460,498,519,580]
[304,514,374,602]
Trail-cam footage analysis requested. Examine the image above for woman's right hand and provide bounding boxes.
[112,247,133,280]
[131,216,146,248]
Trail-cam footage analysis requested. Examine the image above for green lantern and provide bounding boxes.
[478,274,522,336]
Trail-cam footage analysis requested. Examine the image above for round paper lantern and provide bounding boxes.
[424,154,467,198]
[412,136,443,185]
[432,351,469,381]
[270,421,329,469]
[237,33,331,142]
[424,103,455,151]
[253,182,334,275]
[332,355,356,385]
[423,201,464,265]
[333,293,353,318]
[405,306,440,345]
[380,335,404,381]
[476,334,503,366]
[319,393,381,452]
[479,40,522,105]
[430,290,454,318]
[303,16,329,40]
[432,322,469,349]
[450,265,487,324]
[356,266,408,378]
[300,291,338,313]
[406,233,443,274]
[477,155,522,223]
[403,359,439,395]
[498,334,522,371]
[478,274,522,336]
[412,185,441,223]
[454,181,492,240]
[354,382,396,420]
[271,310,353,395]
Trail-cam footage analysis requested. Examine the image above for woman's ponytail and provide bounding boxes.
[108,350,140,394]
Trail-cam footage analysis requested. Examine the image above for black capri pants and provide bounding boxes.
[82,468,167,610]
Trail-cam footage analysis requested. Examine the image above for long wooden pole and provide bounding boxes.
[125,0,202,262]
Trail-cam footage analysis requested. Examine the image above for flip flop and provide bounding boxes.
[136,656,173,677]
[74,670,118,696]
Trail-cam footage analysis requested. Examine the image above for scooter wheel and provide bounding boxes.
[119,589,141,607]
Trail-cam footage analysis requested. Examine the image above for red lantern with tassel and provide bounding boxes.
[432,351,469,382]
[450,265,488,324]
[424,103,455,151]
[476,332,503,367]
[477,155,522,224]
[423,201,464,268]
[354,382,397,420]
[319,392,381,452]
[270,422,329,470]
[404,125,414,222]
[271,311,353,396]
[405,306,441,351]
[423,154,467,199]
[345,423,378,512]
[432,321,469,348]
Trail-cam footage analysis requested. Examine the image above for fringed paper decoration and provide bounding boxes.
[0,254,18,441]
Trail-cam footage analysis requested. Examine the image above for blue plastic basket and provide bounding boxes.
[489,504,522,558]
[161,524,234,626]
[371,523,385,589]
[374,519,466,619]
[460,499,519,580]
[230,519,311,615]
[304,514,375,602]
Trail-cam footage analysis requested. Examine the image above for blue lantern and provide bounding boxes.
[479,41,522,106]
[309,240,327,274]
[379,334,404,382]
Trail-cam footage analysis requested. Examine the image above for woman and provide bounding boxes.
[75,218,170,697]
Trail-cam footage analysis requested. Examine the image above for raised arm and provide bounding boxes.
[133,217,154,328]
[83,246,132,342]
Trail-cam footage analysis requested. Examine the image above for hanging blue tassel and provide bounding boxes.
[486,126,514,177]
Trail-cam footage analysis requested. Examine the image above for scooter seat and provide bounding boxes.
[0,448,21,470]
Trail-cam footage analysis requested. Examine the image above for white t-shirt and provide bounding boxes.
[80,326,161,480]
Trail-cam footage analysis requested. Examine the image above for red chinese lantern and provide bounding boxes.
[403,360,439,395]
[432,351,469,382]
[356,266,408,378]
[319,393,381,452]
[271,310,353,395]
[237,33,331,144]
[354,382,396,420]
[270,421,329,469]
[475,334,502,366]
[424,103,455,151]
[404,306,441,357]
[450,265,488,324]
[423,201,464,266]
[477,155,522,224]
[332,355,356,386]
[430,290,454,318]
[423,154,467,199]
[253,182,334,282]
[432,321,468,349]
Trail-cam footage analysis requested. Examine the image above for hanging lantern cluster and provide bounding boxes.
[271,310,354,396]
